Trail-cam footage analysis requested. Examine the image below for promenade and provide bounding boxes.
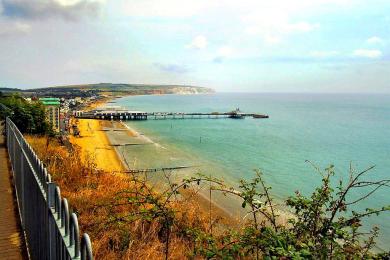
[0,123,25,259]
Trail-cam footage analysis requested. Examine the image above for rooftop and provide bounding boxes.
[39,97,60,106]
[39,97,60,101]
[41,102,60,106]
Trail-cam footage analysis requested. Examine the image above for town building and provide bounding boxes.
[39,97,60,132]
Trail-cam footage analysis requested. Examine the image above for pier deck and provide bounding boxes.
[75,110,269,121]
[147,112,269,120]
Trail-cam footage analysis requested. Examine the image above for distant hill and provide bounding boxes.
[27,83,215,97]
[0,83,214,98]
[0,87,23,92]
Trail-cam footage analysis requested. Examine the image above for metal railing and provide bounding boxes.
[5,117,93,260]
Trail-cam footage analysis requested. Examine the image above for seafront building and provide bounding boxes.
[39,97,60,132]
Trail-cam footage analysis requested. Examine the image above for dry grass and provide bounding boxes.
[25,135,220,259]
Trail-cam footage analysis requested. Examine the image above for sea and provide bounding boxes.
[112,93,390,250]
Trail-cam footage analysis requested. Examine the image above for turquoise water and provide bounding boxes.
[114,93,390,250]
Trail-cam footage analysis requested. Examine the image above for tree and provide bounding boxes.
[0,94,51,134]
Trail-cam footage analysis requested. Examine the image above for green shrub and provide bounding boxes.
[183,164,390,259]
[0,94,52,134]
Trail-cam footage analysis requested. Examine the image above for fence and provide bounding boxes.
[5,117,93,260]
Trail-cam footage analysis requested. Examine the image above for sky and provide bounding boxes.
[0,0,390,93]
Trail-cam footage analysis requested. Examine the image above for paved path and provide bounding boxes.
[0,123,25,259]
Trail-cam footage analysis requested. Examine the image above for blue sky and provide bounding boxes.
[0,0,389,93]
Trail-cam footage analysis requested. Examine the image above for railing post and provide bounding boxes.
[4,118,93,260]
[19,138,26,228]
[61,198,70,237]
[55,186,61,220]
[70,213,80,258]
[47,182,56,208]
[47,182,56,260]
[81,234,93,260]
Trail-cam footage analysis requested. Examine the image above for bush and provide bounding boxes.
[0,94,52,134]
[184,165,390,259]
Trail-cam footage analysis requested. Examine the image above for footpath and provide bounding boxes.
[0,123,25,259]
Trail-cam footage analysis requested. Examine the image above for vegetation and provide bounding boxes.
[44,83,214,94]
[25,134,390,259]
[2,83,214,99]
[0,94,52,134]
[26,135,211,259]
[185,167,390,259]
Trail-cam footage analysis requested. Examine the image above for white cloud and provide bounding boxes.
[122,0,218,17]
[242,8,320,44]
[186,35,208,49]
[122,0,354,18]
[54,0,105,6]
[352,49,382,58]
[1,0,103,20]
[245,20,320,44]
[213,46,233,62]
[310,50,339,58]
[285,22,320,33]
[244,16,319,34]
[263,35,281,45]
[154,63,189,74]
[217,46,233,57]
[366,36,384,44]
[0,20,31,36]
[121,0,357,46]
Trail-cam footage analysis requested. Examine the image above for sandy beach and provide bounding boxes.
[69,119,128,172]
[69,105,239,226]
[69,95,146,172]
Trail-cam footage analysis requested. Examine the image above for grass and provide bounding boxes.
[25,135,217,259]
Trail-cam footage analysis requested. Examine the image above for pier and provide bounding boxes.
[148,111,269,120]
[74,108,269,121]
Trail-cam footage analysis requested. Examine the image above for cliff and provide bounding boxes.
[27,83,215,97]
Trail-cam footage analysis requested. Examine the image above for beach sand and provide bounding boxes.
[69,116,239,227]
[84,96,115,110]
[72,98,246,226]
[69,119,128,172]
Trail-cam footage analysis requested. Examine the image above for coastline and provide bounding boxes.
[69,119,126,172]
[84,95,297,227]
[75,94,302,225]
[109,120,240,225]
[69,95,128,172]
[70,95,240,225]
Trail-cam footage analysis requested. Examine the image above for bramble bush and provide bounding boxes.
[181,164,390,259]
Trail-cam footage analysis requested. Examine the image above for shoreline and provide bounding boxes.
[68,94,389,252]
[69,94,128,172]
[71,95,238,224]
[118,121,165,149]
[69,119,126,172]
[110,120,240,224]
[79,95,304,229]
